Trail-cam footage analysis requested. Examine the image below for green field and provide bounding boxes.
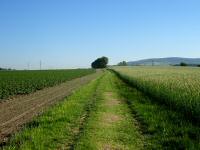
[0,69,95,100]
[1,67,200,149]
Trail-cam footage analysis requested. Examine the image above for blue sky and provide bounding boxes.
[0,0,200,69]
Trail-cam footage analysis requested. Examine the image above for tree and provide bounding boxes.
[91,56,108,69]
[117,61,127,66]
[180,62,187,66]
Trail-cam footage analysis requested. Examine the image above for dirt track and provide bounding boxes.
[0,71,101,143]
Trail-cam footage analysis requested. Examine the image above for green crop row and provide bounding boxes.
[0,69,95,100]
[112,66,200,124]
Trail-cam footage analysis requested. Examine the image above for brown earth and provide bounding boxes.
[103,144,122,150]
[104,92,121,105]
[0,71,102,144]
[102,113,121,124]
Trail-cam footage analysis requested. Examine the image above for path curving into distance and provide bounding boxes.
[73,71,144,150]
[2,70,200,149]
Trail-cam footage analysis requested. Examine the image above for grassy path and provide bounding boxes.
[74,71,144,150]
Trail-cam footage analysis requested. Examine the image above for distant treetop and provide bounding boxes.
[91,56,109,69]
[117,61,127,66]
[0,67,14,71]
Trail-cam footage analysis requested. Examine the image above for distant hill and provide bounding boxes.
[127,57,200,66]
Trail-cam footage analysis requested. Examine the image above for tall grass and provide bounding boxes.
[112,66,200,124]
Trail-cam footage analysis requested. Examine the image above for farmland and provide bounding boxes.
[112,67,200,149]
[2,71,145,149]
[1,67,200,149]
[0,71,101,144]
[112,66,200,124]
[0,69,95,100]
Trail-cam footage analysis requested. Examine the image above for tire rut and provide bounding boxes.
[65,75,104,150]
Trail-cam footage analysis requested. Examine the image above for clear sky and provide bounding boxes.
[0,0,200,69]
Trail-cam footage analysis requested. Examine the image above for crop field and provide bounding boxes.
[112,66,200,149]
[113,66,200,124]
[1,67,200,149]
[0,69,95,100]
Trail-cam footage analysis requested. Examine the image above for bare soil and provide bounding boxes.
[102,113,122,124]
[104,92,121,106]
[0,71,101,143]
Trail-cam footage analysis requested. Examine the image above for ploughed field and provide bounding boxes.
[0,69,95,100]
[1,67,200,149]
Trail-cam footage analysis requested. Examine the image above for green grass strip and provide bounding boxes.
[74,71,144,150]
